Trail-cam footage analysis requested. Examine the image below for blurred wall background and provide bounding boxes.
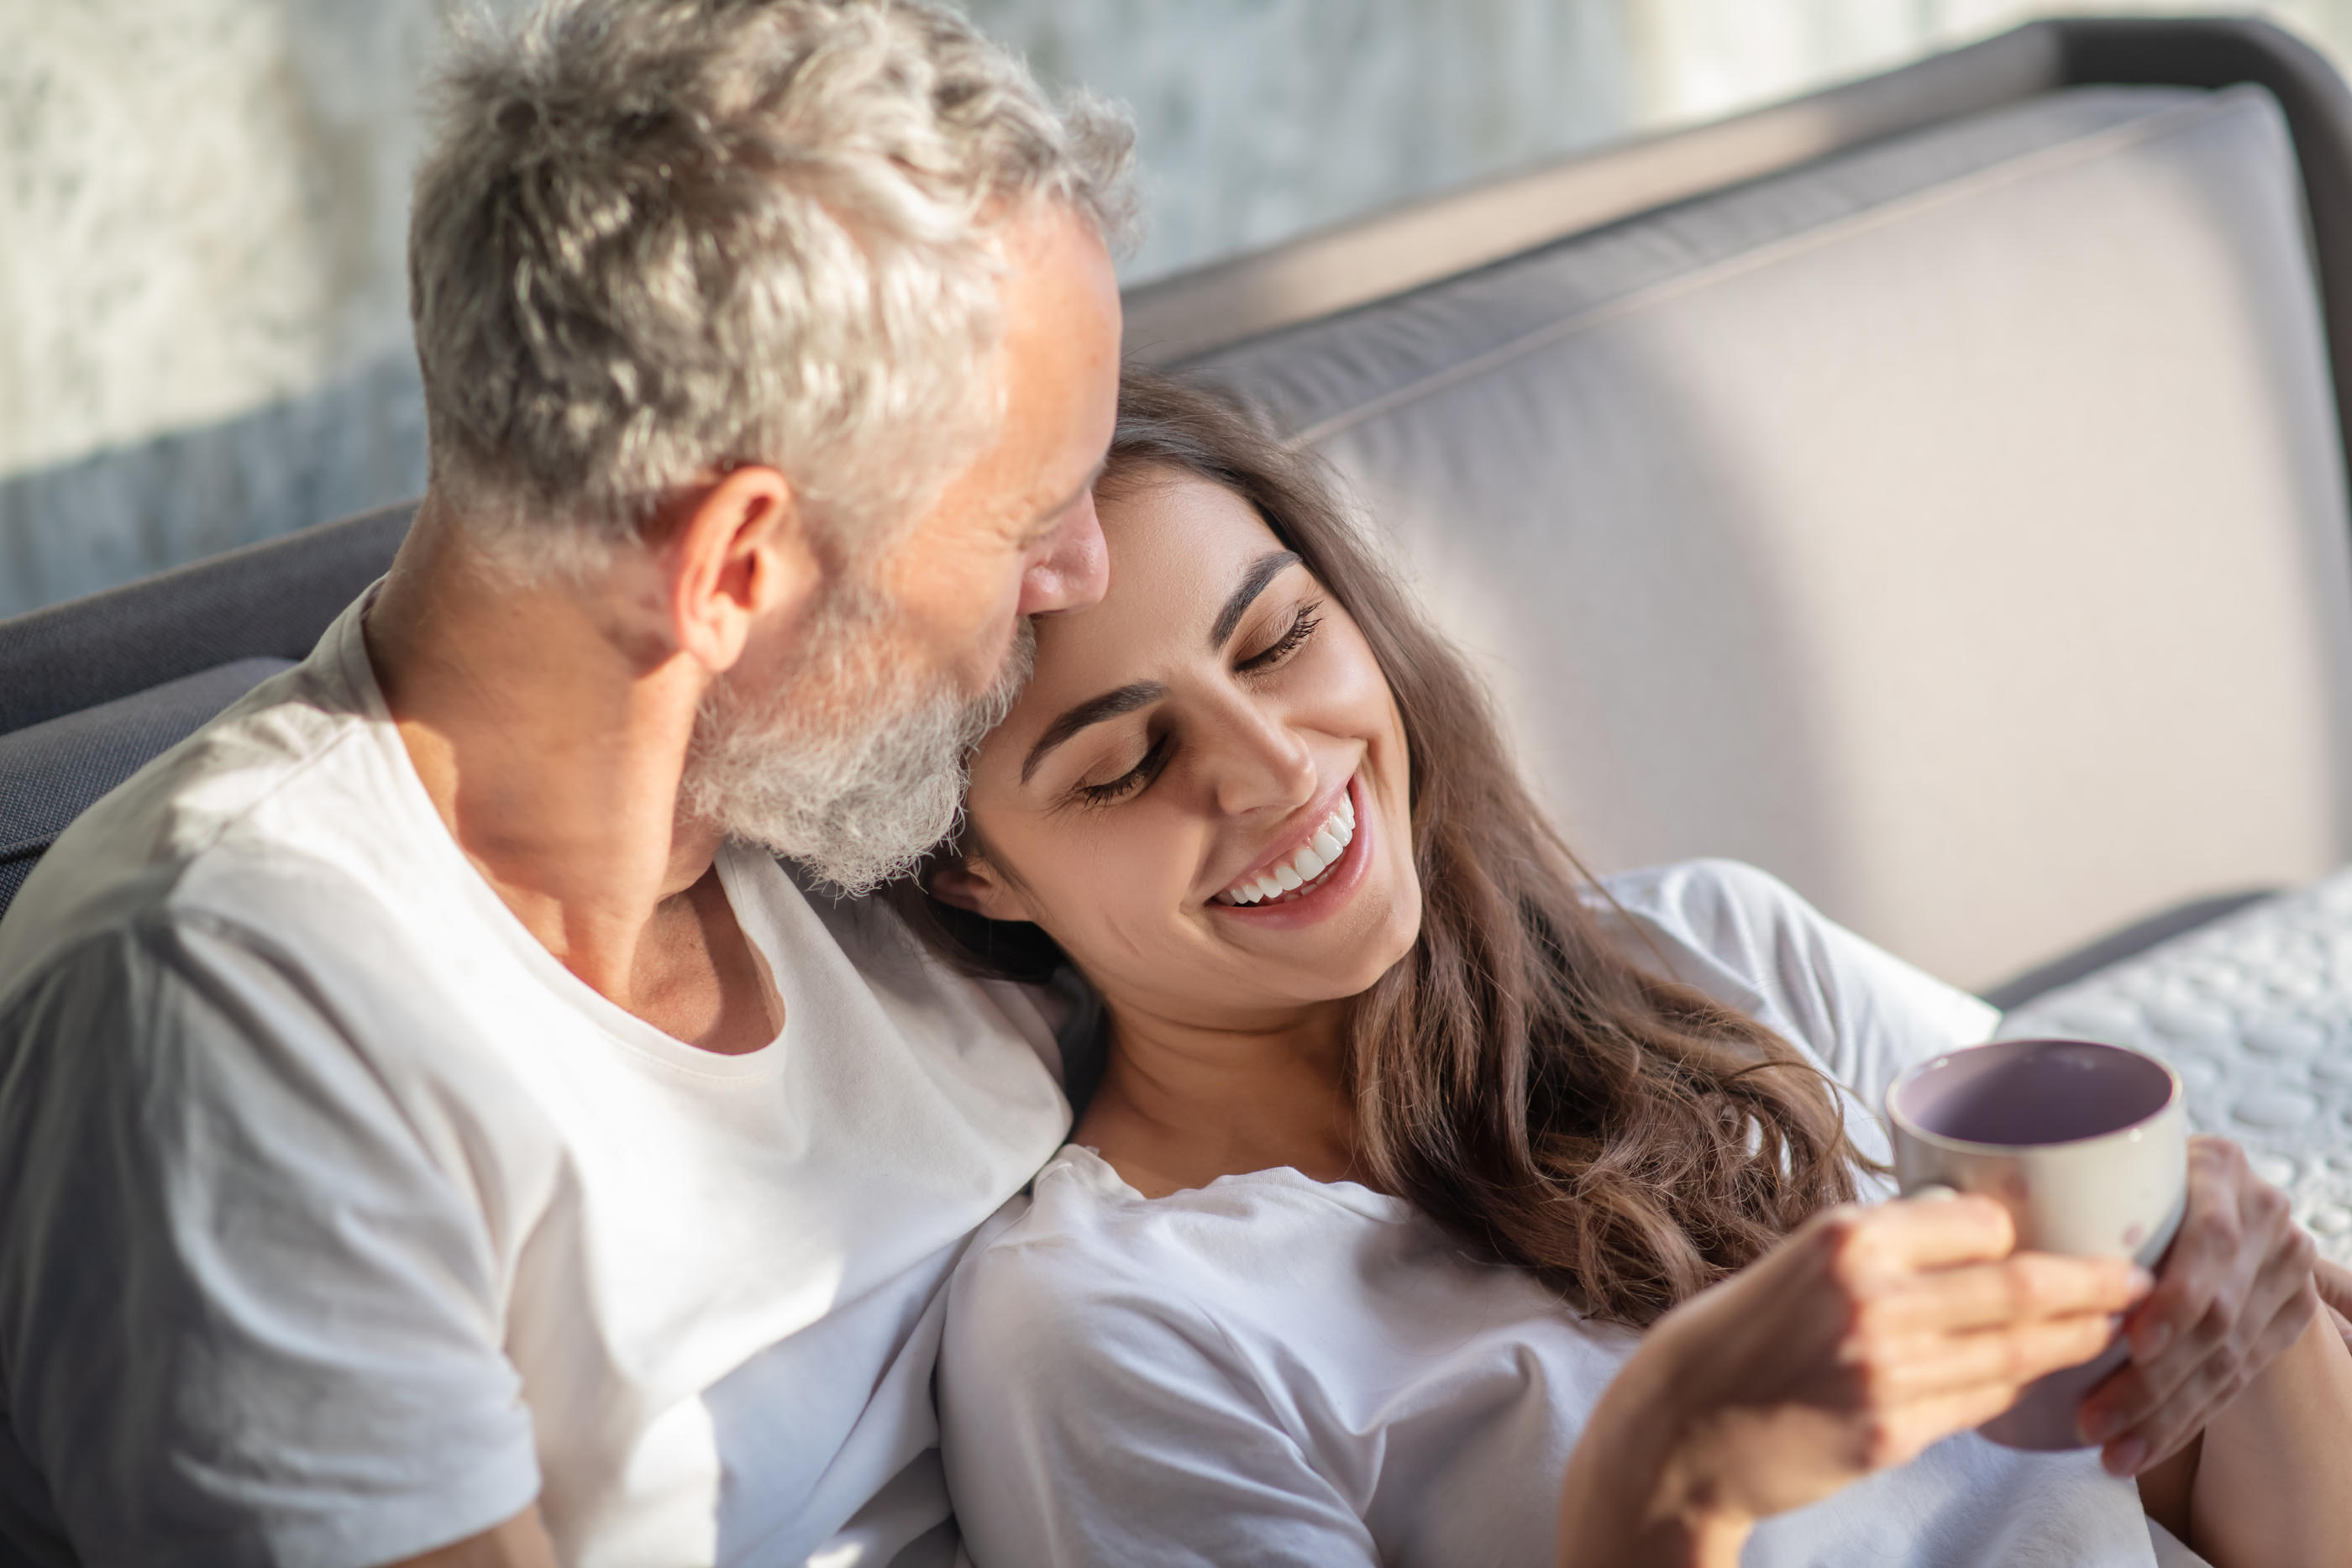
[5,0,2351,616]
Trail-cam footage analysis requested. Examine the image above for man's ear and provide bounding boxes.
[664,464,821,674]
[927,857,1038,925]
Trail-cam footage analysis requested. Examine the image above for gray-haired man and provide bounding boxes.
[0,3,1128,1564]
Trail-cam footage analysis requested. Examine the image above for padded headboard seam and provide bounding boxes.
[1281,87,2273,453]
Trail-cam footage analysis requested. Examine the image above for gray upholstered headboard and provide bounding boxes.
[1166,71,2352,991]
[8,20,2352,993]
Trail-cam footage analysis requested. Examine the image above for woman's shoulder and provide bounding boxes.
[1590,857,1815,955]
[950,1146,1194,1322]
[1589,857,1998,1109]
[953,1146,1407,1326]
[947,1146,1457,1402]
[942,1151,1416,1565]
[943,1146,1394,1463]
[1586,857,1842,1015]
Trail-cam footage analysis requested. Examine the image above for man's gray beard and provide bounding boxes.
[681,589,1035,897]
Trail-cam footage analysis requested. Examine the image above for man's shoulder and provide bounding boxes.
[0,658,423,1008]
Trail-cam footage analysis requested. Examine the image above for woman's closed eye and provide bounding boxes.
[1066,600,1326,809]
[1237,600,1322,674]
[1074,732,1170,806]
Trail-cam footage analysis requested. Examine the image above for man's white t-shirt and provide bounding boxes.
[0,596,1072,1567]
[939,859,2203,1568]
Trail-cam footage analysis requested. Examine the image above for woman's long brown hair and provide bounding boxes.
[899,370,1866,1328]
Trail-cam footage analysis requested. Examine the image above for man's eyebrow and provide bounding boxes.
[1021,679,1169,784]
[1209,550,1303,649]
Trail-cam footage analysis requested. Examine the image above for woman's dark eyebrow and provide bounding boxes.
[1018,550,1300,784]
[1021,680,1169,784]
[1210,550,1302,648]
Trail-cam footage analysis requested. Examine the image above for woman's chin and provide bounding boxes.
[1171,941,1416,1021]
[1226,878,1422,1005]
[1200,784,1422,1000]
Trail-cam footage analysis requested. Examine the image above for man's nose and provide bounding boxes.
[1017,491,1110,617]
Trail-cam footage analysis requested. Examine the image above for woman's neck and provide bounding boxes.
[1073,999,1367,1200]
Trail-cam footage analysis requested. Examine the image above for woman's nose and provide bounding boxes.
[1210,705,1318,819]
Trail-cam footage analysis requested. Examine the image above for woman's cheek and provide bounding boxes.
[1053,826,1186,956]
[1315,629,1398,732]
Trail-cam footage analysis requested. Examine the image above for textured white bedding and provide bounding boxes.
[1998,868,2352,1261]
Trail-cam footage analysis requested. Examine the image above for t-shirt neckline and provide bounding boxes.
[1057,1141,1415,1225]
[331,589,794,1082]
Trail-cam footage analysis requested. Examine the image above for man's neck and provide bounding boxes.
[1074,997,1365,1198]
[363,501,770,1049]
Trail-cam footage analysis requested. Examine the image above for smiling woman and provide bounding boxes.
[898,372,2352,1568]
[905,370,1860,1315]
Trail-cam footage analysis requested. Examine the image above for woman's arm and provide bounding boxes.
[1555,1193,2147,1568]
[2175,1308,2352,1565]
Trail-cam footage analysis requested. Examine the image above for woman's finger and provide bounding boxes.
[2087,1285,2319,1474]
[1861,1378,2038,1471]
[1854,1311,2121,1405]
[1835,1193,2017,1277]
[2314,1256,2352,1325]
[2122,1139,2278,1365]
[2124,1198,2239,1363]
[2082,1289,2244,1453]
[2082,1183,2313,1453]
[2132,1219,2312,1394]
[2327,1301,2352,1356]
[1864,1251,2145,1336]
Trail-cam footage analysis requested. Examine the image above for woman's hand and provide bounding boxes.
[2074,1136,2318,1476]
[1557,1193,2147,1568]
[2312,1255,2352,1349]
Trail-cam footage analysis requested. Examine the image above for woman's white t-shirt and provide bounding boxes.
[939,859,2197,1568]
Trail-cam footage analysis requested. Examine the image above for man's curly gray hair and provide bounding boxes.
[409,0,1135,575]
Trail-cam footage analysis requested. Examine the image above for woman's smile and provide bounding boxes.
[1208,771,1371,927]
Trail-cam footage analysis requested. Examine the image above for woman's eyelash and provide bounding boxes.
[1074,733,1169,806]
[1239,601,1323,673]
[1068,603,1323,809]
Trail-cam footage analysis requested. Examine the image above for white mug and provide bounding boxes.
[1885,1036,2187,1450]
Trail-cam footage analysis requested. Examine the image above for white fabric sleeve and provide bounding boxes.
[939,1227,1378,1568]
[1719,862,2000,1116]
[0,915,538,1568]
[1618,859,2000,1118]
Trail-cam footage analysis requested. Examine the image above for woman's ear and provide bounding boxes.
[927,857,1037,925]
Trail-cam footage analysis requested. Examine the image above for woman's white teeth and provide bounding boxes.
[1220,796,1357,905]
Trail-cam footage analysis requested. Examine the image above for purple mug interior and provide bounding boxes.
[1889,1038,2175,1146]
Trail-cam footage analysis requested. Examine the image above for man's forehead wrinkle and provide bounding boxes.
[995,453,1102,545]
[1037,454,1107,521]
